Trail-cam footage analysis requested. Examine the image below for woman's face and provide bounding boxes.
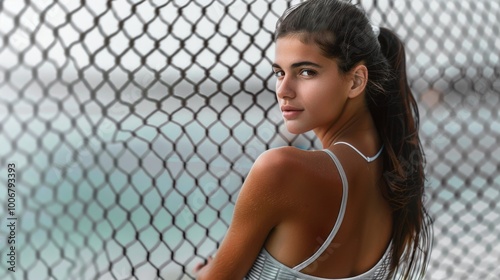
[272,35,352,135]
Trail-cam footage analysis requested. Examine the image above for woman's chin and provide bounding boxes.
[285,124,308,135]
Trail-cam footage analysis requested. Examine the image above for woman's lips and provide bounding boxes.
[281,105,303,119]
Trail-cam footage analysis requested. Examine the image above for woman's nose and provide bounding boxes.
[276,77,295,99]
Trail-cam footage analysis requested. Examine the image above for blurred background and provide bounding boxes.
[0,0,499,279]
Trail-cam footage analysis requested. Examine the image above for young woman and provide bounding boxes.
[194,0,432,279]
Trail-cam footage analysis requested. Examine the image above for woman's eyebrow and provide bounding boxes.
[272,61,322,69]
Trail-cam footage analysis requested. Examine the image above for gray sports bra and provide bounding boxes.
[244,143,390,280]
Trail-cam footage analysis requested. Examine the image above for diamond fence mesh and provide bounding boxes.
[0,0,499,279]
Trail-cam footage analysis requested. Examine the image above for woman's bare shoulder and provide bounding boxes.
[249,147,336,190]
[253,146,319,173]
[246,147,303,189]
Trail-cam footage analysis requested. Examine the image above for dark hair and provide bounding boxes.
[275,0,433,279]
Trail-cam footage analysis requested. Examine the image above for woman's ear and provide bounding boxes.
[348,64,368,99]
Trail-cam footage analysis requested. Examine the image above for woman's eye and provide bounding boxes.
[273,70,284,78]
[300,69,316,76]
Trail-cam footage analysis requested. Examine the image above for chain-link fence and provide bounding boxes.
[0,0,499,279]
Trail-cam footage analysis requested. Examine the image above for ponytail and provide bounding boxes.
[370,27,433,279]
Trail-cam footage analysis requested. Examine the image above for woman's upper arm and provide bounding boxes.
[197,148,294,280]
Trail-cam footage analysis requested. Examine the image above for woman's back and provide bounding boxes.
[255,142,392,279]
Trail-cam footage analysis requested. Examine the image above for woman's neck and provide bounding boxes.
[316,104,379,149]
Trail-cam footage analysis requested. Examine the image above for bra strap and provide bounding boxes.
[292,149,348,271]
[334,141,384,163]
